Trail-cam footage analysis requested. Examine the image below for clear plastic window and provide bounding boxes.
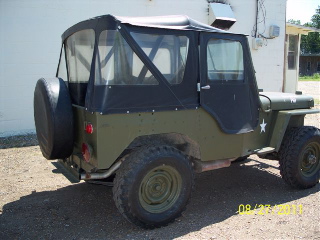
[207,39,244,81]
[131,32,189,85]
[65,29,95,83]
[96,30,158,85]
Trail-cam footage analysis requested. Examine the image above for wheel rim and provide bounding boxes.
[139,165,182,213]
[300,142,320,177]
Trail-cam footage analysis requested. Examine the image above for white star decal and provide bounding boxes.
[260,119,267,133]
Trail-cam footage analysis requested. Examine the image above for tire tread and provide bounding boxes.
[113,145,194,229]
[279,126,320,189]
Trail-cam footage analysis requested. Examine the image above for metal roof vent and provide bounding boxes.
[209,3,236,30]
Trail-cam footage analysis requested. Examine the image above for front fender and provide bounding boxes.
[269,109,320,151]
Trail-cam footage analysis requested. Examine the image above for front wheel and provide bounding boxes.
[279,126,320,189]
[113,145,194,229]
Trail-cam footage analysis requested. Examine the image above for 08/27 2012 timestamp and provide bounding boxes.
[238,204,303,215]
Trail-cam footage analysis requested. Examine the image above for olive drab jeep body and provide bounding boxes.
[34,15,320,228]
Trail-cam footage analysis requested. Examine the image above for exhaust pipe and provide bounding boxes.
[192,159,233,173]
[80,160,122,180]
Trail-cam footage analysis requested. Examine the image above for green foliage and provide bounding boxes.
[300,6,320,54]
[314,73,320,79]
[299,73,320,81]
[288,19,301,25]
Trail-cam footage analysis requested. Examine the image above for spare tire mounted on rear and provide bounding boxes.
[34,78,74,160]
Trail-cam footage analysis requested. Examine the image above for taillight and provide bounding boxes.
[85,122,93,134]
[82,143,91,162]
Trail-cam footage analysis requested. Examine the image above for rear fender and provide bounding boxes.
[270,109,320,151]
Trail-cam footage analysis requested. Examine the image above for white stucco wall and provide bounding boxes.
[0,0,287,136]
[226,0,287,93]
[0,0,208,137]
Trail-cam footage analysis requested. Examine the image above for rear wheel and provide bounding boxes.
[113,145,194,229]
[279,126,320,189]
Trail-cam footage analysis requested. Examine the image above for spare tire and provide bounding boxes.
[34,78,74,160]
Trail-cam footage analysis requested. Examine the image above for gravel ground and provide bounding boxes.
[0,82,319,240]
[298,81,320,129]
[298,81,320,104]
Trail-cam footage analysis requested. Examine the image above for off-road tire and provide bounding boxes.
[278,127,298,161]
[34,78,74,160]
[113,145,194,229]
[279,126,320,189]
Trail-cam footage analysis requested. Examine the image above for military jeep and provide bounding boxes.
[34,15,320,228]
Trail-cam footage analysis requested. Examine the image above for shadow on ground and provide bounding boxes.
[0,158,319,239]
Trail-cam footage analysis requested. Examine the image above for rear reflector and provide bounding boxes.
[85,123,93,134]
[82,143,91,162]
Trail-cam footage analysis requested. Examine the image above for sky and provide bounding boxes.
[286,0,319,24]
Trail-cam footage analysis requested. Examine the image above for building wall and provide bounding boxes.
[0,0,286,136]
[0,0,208,137]
[300,56,320,76]
[225,0,287,93]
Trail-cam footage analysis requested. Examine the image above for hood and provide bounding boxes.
[259,92,314,111]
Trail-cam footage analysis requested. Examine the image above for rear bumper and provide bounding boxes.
[56,159,80,183]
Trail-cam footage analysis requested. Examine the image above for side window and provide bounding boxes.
[307,62,311,72]
[207,39,244,81]
[131,32,189,85]
[65,29,95,83]
[57,44,68,81]
[131,47,171,77]
[96,30,158,85]
[288,34,298,70]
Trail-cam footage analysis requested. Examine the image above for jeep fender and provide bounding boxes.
[126,133,201,160]
[269,109,320,151]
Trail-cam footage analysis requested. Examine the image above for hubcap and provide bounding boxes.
[307,154,317,165]
[300,142,320,177]
[139,165,182,213]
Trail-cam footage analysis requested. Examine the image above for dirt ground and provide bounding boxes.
[0,82,319,240]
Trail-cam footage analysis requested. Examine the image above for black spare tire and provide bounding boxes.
[34,78,74,160]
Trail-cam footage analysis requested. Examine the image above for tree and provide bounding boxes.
[288,6,320,54]
[288,19,301,25]
[300,6,320,54]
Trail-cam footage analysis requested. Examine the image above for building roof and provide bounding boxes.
[286,23,320,35]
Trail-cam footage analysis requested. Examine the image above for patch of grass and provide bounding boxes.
[314,99,320,105]
[299,78,320,81]
[299,73,320,81]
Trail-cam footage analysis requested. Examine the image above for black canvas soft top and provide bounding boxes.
[62,14,242,41]
[60,14,259,134]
